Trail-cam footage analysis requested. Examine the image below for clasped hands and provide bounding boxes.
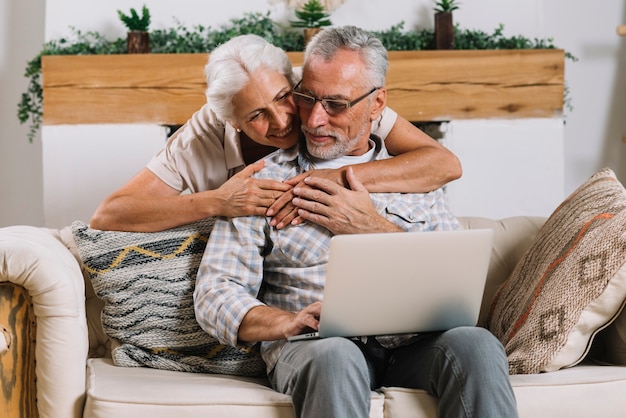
[221,159,399,234]
[269,166,386,234]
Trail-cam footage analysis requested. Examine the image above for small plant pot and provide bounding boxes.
[303,28,323,47]
[434,12,454,50]
[127,31,150,54]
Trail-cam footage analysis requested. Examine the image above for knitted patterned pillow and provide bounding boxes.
[487,168,626,374]
[71,219,265,377]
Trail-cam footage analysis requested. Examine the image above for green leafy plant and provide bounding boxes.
[17,29,125,142]
[17,59,43,143]
[290,0,332,28]
[434,0,460,13]
[371,22,435,50]
[17,10,574,142]
[117,5,151,32]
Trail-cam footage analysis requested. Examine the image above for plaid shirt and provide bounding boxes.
[194,137,459,372]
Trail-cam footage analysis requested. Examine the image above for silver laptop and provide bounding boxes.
[288,229,493,342]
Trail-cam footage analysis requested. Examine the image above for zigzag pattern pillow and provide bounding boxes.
[487,168,626,374]
[72,219,265,377]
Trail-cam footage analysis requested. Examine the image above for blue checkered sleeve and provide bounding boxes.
[194,215,268,348]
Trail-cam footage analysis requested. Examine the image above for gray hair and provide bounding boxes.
[304,26,388,88]
[204,34,295,122]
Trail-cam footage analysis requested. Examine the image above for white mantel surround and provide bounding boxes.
[444,118,564,219]
[42,118,564,228]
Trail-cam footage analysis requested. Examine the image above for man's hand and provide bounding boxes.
[215,160,292,217]
[238,302,323,342]
[283,302,323,338]
[267,168,346,229]
[291,167,403,234]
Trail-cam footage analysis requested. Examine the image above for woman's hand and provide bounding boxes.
[266,188,299,229]
[216,160,291,217]
[284,168,348,189]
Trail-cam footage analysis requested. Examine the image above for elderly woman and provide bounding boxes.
[90,34,461,232]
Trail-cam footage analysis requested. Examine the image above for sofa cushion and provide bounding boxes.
[381,364,626,418]
[72,219,265,376]
[487,168,626,374]
[84,358,385,418]
[458,216,546,326]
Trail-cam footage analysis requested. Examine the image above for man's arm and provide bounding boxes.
[90,161,291,232]
[237,302,322,342]
[194,215,322,346]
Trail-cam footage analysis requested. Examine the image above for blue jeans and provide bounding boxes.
[269,327,517,418]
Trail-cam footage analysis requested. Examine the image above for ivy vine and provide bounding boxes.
[18,11,574,142]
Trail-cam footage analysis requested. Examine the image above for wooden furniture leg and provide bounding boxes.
[0,283,38,418]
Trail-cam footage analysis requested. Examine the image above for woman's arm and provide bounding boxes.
[267,113,461,227]
[90,161,290,232]
[358,115,462,193]
[282,113,461,194]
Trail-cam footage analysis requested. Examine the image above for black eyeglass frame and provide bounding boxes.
[291,80,381,116]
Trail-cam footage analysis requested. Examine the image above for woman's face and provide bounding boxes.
[230,67,301,150]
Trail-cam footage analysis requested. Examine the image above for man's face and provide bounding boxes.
[298,49,385,159]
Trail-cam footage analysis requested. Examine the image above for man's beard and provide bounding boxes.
[302,119,369,160]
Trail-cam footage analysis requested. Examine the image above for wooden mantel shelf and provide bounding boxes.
[41,49,564,125]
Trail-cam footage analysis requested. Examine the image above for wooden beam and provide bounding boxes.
[42,49,564,125]
[385,49,564,121]
[42,53,208,126]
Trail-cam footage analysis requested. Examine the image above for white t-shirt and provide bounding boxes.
[147,103,398,193]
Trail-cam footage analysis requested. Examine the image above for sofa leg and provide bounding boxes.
[0,283,38,418]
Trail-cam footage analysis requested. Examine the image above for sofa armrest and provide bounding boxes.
[0,225,89,418]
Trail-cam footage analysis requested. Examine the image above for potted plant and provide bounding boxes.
[290,0,332,46]
[433,0,459,49]
[118,5,151,53]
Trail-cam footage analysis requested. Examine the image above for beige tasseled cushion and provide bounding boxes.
[72,219,266,377]
[488,168,626,374]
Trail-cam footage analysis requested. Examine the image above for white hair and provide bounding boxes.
[304,26,388,88]
[204,34,296,122]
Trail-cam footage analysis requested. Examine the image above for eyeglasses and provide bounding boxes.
[291,80,381,116]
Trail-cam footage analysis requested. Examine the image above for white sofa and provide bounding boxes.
[2,216,626,418]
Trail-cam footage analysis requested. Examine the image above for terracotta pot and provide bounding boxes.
[303,28,323,47]
[127,31,150,54]
[434,12,454,50]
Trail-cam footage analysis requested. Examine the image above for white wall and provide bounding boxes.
[1,0,625,227]
[543,1,626,194]
[42,0,546,39]
[42,125,166,227]
[0,0,45,227]
[445,119,565,218]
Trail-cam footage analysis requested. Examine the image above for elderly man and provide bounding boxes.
[194,26,517,418]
